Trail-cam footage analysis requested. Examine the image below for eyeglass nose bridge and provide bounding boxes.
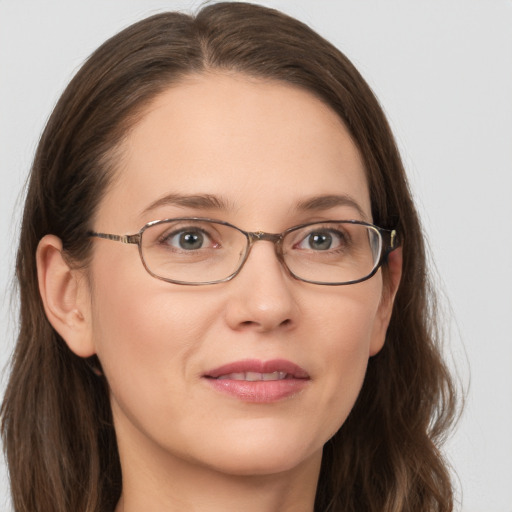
[242,230,287,266]
[248,231,283,243]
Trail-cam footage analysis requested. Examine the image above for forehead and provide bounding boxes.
[100,72,370,230]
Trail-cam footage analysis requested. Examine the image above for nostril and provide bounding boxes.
[237,318,292,331]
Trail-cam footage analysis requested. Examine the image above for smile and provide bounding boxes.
[203,359,310,402]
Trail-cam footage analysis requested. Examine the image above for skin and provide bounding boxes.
[37,73,402,512]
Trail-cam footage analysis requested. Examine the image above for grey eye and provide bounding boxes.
[308,232,332,250]
[177,231,204,250]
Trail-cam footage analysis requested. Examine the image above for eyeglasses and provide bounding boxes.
[88,218,399,286]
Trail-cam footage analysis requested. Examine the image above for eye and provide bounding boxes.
[295,229,346,251]
[160,227,217,251]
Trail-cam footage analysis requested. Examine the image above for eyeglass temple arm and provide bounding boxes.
[382,228,400,259]
[88,232,141,244]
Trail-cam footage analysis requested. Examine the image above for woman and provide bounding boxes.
[1,2,458,511]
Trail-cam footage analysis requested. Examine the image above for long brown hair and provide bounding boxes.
[1,3,458,511]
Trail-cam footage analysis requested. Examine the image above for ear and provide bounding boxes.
[36,235,95,357]
[369,247,403,356]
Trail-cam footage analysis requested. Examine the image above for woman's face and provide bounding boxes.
[80,73,396,478]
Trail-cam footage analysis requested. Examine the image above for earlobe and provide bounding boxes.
[369,247,403,356]
[36,235,95,357]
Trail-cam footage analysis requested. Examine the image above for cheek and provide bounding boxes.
[92,287,208,368]
[310,278,382,357]
[88,256,220,424]
[304,282,382,436]
[89,244,210,350]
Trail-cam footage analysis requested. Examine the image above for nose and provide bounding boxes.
[223,240,300,333]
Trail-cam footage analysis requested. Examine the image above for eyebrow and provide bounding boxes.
[295,194,369,220]
[140,193,234,216]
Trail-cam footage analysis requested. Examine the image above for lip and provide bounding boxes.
[203,359,310,403]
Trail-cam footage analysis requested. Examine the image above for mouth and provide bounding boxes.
[203,359,310,402]
[204,358,309,380]
[216,371,290,381]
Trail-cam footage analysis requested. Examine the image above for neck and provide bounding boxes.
[117,470,320,512]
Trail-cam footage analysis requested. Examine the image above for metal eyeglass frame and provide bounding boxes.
[88,217,400,286]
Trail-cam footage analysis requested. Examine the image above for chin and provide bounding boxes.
[188,426,325,477]
[206,447,321,478]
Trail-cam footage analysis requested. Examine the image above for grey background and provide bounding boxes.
[1,1,511,510]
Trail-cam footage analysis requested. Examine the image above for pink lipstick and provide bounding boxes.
[203,359,310,402]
